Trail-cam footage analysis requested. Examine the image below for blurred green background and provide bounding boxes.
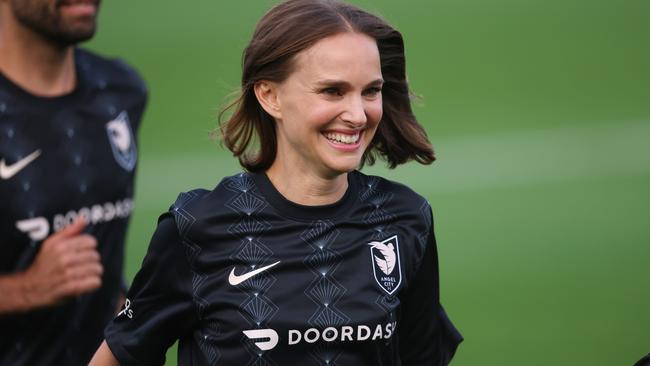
[87,0,649,365]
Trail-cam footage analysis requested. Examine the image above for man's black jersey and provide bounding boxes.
[0,48,147,365]
[105,171,462,365]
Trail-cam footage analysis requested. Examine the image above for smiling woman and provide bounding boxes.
[220,0,435,175]
[256,31,384,193]
[91,1,462,365]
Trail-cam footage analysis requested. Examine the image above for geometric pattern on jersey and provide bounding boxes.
[103,170,463,365]
[301,220,350,365]
[358,178,400,315]
[172,190,222,365]
[418,200,433,251]
[225,173,278,365]
[358,176,396,241]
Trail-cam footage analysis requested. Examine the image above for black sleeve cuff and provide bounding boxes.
[439,305,464,365]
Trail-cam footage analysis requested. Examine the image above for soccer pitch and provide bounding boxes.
[88,0,649,364]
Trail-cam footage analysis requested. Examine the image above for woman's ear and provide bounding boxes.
[254,81,282,120]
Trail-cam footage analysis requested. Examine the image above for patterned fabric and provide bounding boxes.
[105,171,462,365]
[0,48,147,366]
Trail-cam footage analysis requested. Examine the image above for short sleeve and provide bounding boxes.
[398,212,463,365]
[104,212,196,366]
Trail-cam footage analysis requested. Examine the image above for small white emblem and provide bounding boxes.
[228,261,280,286]
[117,298,134,319]
[370,241,397,275]
[369,235,402,295]
[0,150,41,180]
[16,217,50,241]
[243,329,279,351]
[106,111,137,171]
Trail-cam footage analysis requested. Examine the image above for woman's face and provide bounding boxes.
[269,32,384,178]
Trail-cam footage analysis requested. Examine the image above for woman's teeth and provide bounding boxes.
[324,132,360,144]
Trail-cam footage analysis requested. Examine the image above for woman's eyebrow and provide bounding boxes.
[314,78,384,87]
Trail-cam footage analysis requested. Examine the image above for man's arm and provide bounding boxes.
[0,218,103,313]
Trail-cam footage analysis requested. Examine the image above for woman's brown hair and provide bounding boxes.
[219,0,435,172]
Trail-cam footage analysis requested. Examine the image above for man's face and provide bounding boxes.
[9,0,101,45]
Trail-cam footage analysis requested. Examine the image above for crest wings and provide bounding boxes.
[369,242,396,275]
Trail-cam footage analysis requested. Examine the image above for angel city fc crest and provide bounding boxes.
[369,235,402,295]
[106,111,137,171]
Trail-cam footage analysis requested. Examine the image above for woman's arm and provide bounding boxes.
[398,220,463,365]
[89,341,121,366]
[96,211,198,365]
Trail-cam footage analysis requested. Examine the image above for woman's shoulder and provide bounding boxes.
[354,170,433,224]
[165,172,256,237]
[169,172,255,210]
[352,170,430,210]
[352,171,434,252]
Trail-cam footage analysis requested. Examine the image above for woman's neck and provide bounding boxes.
[265,161,349,206]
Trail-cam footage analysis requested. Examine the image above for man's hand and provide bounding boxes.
[0,218,103,313]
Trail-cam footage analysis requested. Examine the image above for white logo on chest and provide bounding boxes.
[369,235,402,295]
[106,111,137,171]
[370,241,396,275]
[228,261,280,286]
[0,150,41,180]
[242,329,279,351]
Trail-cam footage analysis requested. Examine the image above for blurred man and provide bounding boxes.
[0,0,147,364]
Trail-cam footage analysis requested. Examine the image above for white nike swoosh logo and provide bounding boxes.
[0,150,41,180]
[228,261,280,286]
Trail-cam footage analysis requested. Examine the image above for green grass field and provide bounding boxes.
[87,0,649,364]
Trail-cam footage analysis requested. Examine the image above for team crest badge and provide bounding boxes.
[106,111,137,171]
[369,235,402,295]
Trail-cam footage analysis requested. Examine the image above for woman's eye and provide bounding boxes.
[364,87,382,97]
[321,87,343,96]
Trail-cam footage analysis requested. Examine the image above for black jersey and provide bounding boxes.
[0,48,147,365]
[105,171,462,365]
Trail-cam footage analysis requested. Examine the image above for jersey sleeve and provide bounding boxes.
[398,212,463,365]
[104,212,197,366]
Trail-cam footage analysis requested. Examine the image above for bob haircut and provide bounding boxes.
[219,0,435,172]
